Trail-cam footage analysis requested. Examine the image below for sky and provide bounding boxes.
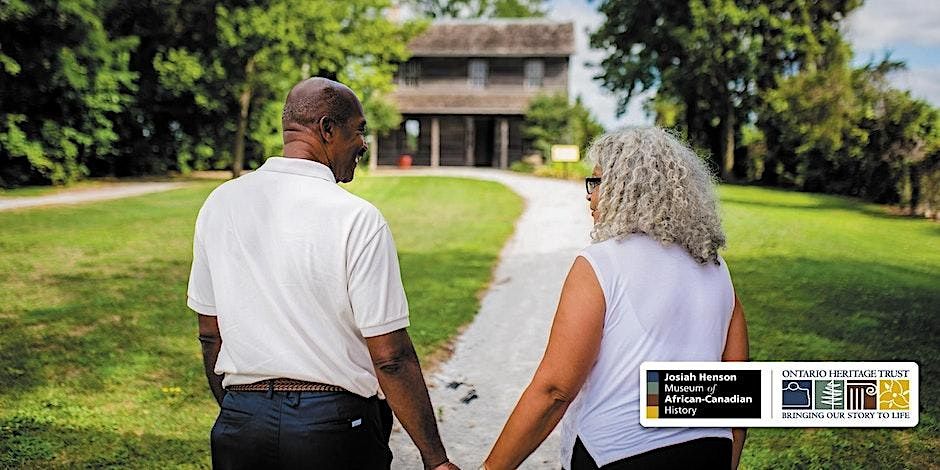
[548,0,940,130]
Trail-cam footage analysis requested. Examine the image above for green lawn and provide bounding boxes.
[0,176,522,468]
[719,185,940,469]
[0,179,937,468]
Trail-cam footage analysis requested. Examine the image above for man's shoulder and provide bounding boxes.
[340,190,387,228]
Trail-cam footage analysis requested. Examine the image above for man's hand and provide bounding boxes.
[197,314,225,406]
[365,328,450,470]
[431,462,460,470]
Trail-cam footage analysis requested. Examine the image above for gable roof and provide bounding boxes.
[408,19,575,57]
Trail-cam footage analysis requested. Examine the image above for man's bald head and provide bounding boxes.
[282,77,362,129]
[280,77,368,183]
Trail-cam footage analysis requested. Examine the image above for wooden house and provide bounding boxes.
[370,19,575,169]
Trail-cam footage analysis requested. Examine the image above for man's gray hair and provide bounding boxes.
[589,127,726,264]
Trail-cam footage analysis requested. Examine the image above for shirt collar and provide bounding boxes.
[257,157,336,183]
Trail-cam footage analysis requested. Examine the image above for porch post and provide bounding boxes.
[431,117,440,168]
[465,116,475,166]
[499,117,509,169]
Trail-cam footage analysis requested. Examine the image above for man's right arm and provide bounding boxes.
[365,329,458,470]
[198,313,225,406]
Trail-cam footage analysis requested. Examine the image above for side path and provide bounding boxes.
[0,182,187,211]
[379,168,592,469]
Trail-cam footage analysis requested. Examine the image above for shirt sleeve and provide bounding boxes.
[187,234,217,316]
[348,224,410,337]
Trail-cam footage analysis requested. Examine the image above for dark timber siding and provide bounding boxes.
[395,57,568,93]
[440,117,467,166]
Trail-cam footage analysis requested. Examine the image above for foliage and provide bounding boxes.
[0,176,522,466]
[154,0,422,176]
[758,53,940,210]
[408,0,545,18]
[103,0,231,176]
[590,0,861,179]
[0,0,418,187]
[523,93,604,164]
[0,0,137,186]
[509,159,594,180]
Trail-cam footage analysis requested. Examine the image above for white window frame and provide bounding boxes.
[468,59,488,88]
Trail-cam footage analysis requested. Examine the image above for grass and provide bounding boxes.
[1,178,937,468]
[0,176,522,468]
[719,185,940,469]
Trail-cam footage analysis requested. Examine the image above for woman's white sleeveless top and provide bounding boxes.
[560,235,735,468]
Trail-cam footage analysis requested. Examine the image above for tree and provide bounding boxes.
[590,0,861,180]
[523,93,604,161]
[216,1,420,176]
[0,0,137,187]
[104,0,422,178]
[409,0,545,18]
[104,0,230,176]
[758,52,940,209]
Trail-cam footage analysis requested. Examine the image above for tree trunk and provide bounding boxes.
[720,102,735,182]
[232,58,255,178]
[909,163,920,215]
[684,92,698,143]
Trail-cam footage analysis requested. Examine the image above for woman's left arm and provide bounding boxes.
[484,256,606,470]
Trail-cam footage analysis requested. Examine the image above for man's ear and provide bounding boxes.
[318,116,336,142]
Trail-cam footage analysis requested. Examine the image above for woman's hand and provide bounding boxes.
[430,461,460,470]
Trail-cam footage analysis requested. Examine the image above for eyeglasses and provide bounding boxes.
[585,177,601,195]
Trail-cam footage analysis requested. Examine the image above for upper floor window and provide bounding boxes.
[400,61,420,87]
[525,59,544,89]
[468,59,488,88]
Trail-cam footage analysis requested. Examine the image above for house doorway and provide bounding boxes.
[473,118,495,167]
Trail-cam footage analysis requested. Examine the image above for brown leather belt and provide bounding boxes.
[227,378,347,393]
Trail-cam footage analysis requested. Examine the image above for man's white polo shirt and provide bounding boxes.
[187,157,410,398]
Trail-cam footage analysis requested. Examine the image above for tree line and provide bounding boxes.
[593,0,940,216]
[0,0,421,186]
[2,0,938,216]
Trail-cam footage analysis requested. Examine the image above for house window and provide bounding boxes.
[468,59,488,88]
[525,59,544,88]
[400,61,420,87]
[405,119,420,152]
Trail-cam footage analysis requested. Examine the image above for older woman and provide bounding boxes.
[483,128,749,470]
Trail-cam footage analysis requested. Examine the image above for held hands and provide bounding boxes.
[429,461,460,470]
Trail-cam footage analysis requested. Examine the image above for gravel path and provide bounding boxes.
[0,182,187,211]
[378,168,592,469]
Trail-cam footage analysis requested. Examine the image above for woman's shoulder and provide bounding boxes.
[584,234,662,255]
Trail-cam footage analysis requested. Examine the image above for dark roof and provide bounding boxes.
[408,19,575,57]
[392,90,541,115]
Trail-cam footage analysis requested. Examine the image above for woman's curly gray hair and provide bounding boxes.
[589,127,726,264]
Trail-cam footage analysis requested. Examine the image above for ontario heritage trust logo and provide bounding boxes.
[780,368,911,421]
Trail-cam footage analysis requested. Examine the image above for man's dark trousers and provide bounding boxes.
[211,390,393,469]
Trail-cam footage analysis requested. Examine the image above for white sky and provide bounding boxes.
[549,0,940,130]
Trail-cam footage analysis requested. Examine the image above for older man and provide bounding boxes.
[188,77,458,469]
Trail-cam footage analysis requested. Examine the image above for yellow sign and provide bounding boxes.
[551,145,580,162]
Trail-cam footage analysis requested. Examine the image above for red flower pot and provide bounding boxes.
[398,154,412,169]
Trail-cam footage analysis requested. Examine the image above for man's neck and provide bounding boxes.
[282,140,329,167]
